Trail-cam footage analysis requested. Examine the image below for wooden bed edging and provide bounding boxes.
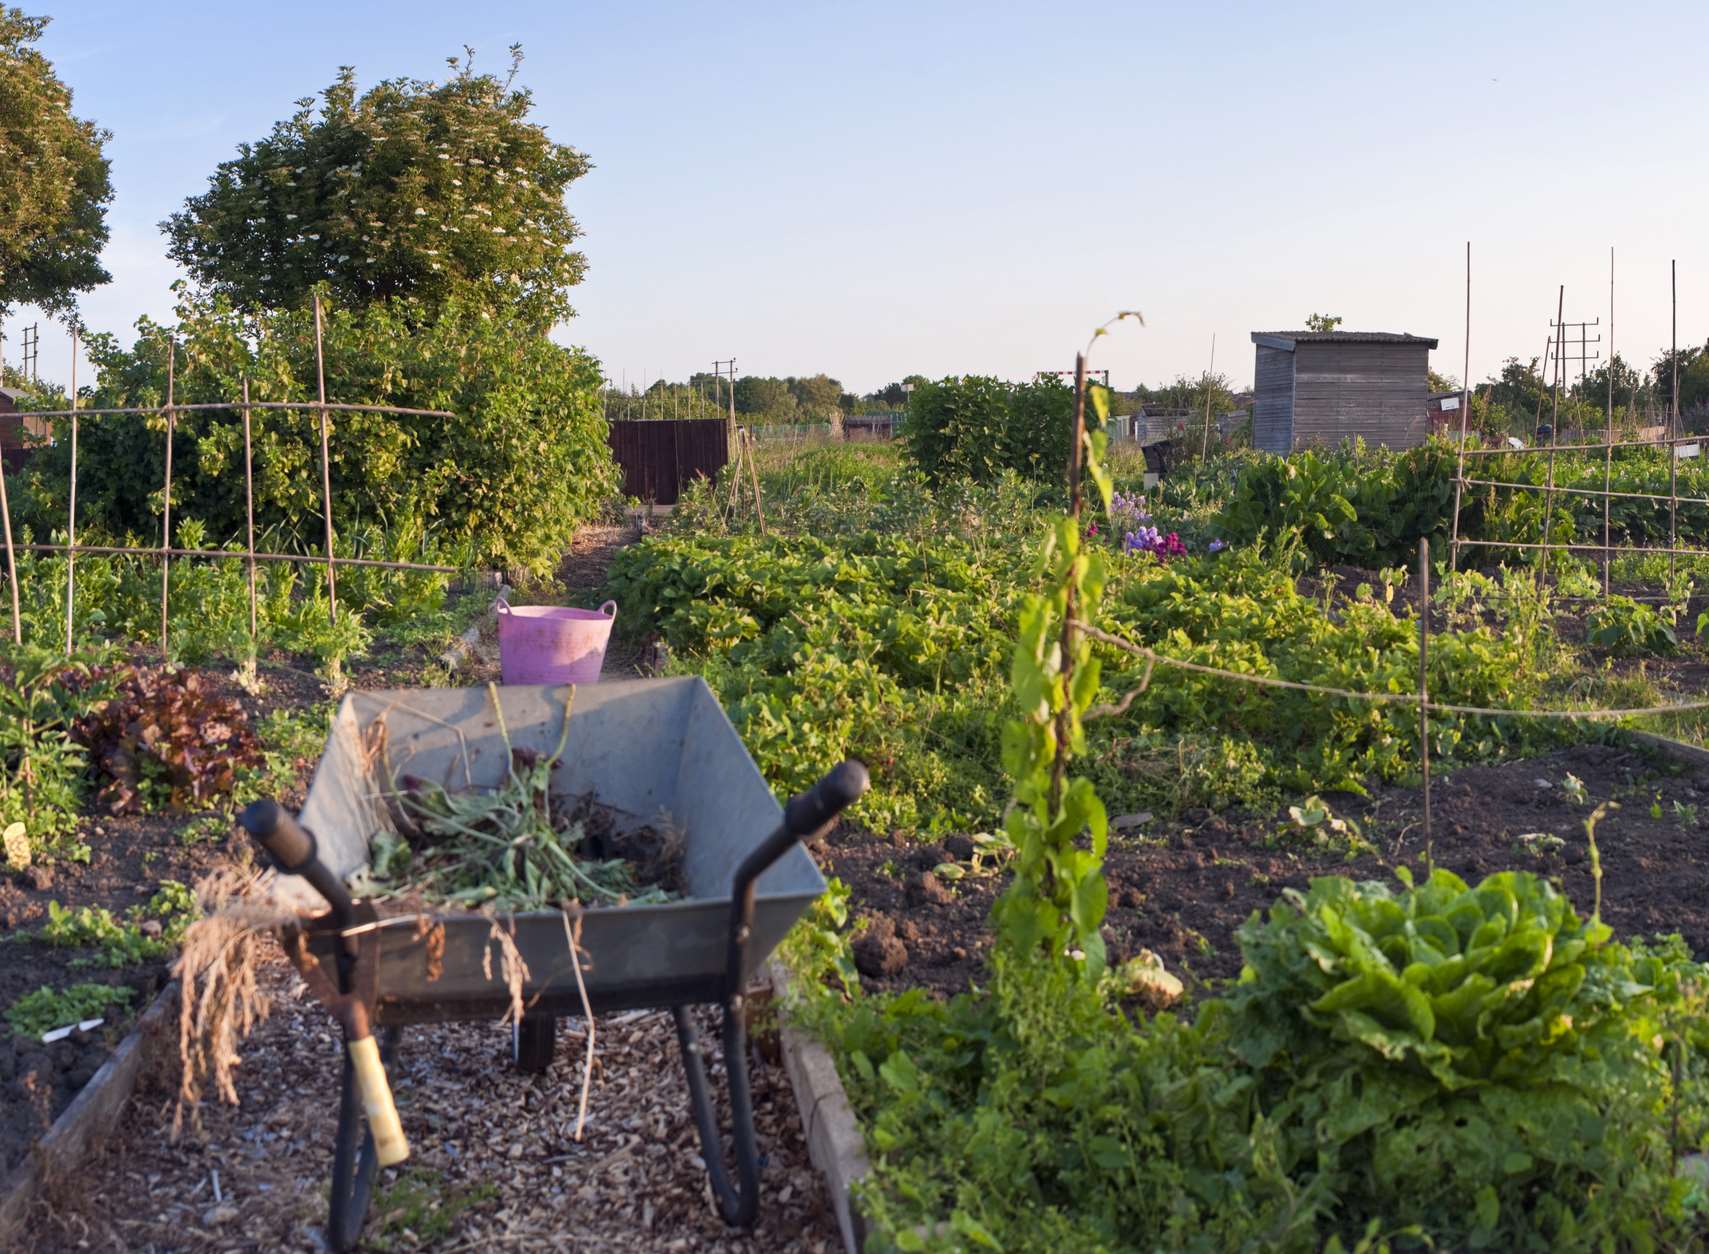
[0,980,179,1246]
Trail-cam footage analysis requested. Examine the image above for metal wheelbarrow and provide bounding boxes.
[237,678,866,1251]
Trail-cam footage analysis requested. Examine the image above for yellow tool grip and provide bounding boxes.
[347,1034,410,1167]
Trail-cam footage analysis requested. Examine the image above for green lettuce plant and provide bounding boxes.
[1225,866,1709,1247]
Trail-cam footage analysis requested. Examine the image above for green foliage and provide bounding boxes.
[1219,440,1456,568]
[776,877,860,997]
[1305,313,1343,332]
[0,642,109,843]
[75,665,263,814]
[1587,595,1678,657]
[992,420,1114,971]
[16,288,615,575]
[904,375,1014,485]
[1223,867,1709,1248]
[0,8,112,316]
[37,880,199,967]
[366,1168,498,1251]
[612,455,1557,832]
[835,871,1709,1251]
[1219,438,1709,571]
[163,46,586,332]
[5,981,133,1038]
[366,716,677,910]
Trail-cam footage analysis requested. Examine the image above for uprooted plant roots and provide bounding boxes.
[366,739,684,913]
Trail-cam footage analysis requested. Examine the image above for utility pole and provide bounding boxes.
[713,358,737,426]
[1547,315,1600,392]
[20,323,38,386]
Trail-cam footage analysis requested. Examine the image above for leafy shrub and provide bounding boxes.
[1586,595,1678,657]
[1218,439,1456,568]
[0,644,110,843]
[905,376,1083,488]
[1216,439,1709,571]
[904,375,1013,485]
[16,290,615,575]
[75,666,262,813]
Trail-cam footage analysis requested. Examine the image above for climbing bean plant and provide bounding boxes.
[993,371,1115,974]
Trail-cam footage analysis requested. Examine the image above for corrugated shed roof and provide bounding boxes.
[1252,331,1440,347]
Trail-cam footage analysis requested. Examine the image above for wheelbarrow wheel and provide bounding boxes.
[513,1013,556,1074]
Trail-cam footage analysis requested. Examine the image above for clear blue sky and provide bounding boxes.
[22,0,1709,394]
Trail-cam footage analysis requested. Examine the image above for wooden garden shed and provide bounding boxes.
[1250,331,1438,453]
[0,386,47,471]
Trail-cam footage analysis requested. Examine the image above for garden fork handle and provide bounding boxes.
[238,799,357,929]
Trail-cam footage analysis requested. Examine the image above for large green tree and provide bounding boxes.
[734,375,794,419]
[163,47,587,331]
[0,9,112,316]
[787,373,843,419]
[18,291,614,574]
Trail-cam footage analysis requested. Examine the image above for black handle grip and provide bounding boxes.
[240,799,316,870]
[782,759,870,839]
[239,799,356,927]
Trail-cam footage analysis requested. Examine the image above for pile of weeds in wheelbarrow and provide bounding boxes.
[363,719,685,913]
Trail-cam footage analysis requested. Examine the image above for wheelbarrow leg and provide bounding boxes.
[327,1025,402,1252]
[673,1004,761,1228]
[678,759,871,1227]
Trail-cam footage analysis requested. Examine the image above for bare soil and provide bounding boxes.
[0,661,325,1177]
[824,741,1709,997]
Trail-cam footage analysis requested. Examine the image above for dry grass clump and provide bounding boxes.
[171,867,297,1136]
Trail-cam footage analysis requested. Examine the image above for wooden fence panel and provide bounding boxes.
[607,418,732,505]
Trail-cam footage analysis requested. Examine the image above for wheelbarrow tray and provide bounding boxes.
[284,677,825,1020]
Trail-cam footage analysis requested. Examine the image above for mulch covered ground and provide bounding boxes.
[14,555,837,1252]
[825,741,1709,997]
[31,955,836,1252]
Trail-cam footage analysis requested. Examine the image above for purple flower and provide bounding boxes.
[1208,539,1226,553]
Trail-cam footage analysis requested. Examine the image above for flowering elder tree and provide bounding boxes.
[163,46,587,332]
[0,10,112,317]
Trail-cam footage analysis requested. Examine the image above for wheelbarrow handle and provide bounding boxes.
[238,799,357,930]
[724,759,869,997]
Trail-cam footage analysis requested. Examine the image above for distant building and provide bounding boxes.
[0,387,47,472]
[1427,390,1464,437]
[1250,331,1439,453]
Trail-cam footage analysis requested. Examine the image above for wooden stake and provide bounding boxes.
[65,327,78,654]
[1199,332,1216,460]
[1538,286,1564,587]
[314,294,337,620]
[1603,248,1614,594]
[745,429,767,536]
[243,377,258,649]
[1449,241,1472,573]
[1670,259,1679,578]
[1049,352,1088,814]
[0,406,18,645]
[160,341,176,656]
[1419,537,1432,870]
